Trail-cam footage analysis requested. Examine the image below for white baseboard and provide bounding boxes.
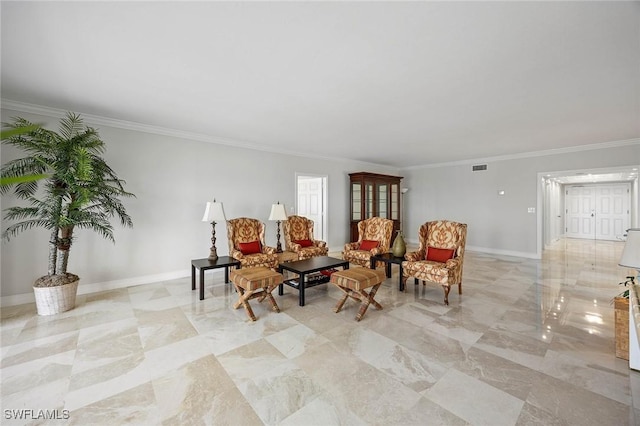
[465,245,540,260]
[0,269,198,307]
[404,239,539,260]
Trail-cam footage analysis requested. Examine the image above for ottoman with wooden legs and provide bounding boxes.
[330,268,386,321]
[229,267,283,321]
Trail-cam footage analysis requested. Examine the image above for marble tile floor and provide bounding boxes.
[1,238,639,425]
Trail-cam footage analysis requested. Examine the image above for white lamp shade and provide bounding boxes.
[268,203,287,221]
[620,228,640,269]
[202,201,226,222]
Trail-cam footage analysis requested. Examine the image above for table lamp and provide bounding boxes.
[202,199,226,260]
[620,229,640,274]
[268,201,287,253]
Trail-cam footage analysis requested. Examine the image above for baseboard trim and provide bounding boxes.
[404,239,539,260]
[465,245,539,259]
[0,269,199,307]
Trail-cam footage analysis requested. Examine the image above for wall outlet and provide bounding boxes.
[527,207,536,213]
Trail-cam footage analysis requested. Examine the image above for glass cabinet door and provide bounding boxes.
[365,183,374,218]
[391,184,399,220]
[377,183,388,218]
[351,182,362,221]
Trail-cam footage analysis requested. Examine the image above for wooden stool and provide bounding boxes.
[230,267,283,321]
[330,268,385,321]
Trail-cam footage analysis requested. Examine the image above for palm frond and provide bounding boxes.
[3,219,54,241]
[2,112,134,274]
[58,112,84,140]
[0,124,40,139]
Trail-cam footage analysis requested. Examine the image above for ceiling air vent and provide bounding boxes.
[472,164,487,171]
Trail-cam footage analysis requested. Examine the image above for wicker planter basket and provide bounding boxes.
[615,296,630,360]
[33,279,79,316]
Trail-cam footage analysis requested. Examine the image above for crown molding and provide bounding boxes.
[3,98,634,171]
[0,99,388,169]
[402,138,640,171]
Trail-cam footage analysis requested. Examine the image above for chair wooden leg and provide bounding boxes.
[232,283,263,321]
[442,285,451,306]
[265,284,281,313]
[458,281,462,294]
[355,284,382,321]
[239,290,258,321]
[367,284,383,311]
[334,291,350,313]
[232,284,245,309]
[355,296,371,321]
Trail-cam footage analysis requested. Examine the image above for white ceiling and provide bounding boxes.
[1,1,639,170]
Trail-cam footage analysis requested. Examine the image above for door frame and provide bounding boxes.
[295,173,328,243]
[538,167,639,258]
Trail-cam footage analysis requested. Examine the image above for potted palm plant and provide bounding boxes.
[1,112,134,315]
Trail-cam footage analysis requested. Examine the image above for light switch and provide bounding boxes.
[527,207,536,213]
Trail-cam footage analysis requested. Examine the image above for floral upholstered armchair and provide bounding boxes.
[283,215,328,260]
[343,217,393,267]
[227,218,278,269]
[402,220,467,305]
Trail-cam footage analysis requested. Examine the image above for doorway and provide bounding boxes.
[538,166,638,257]
[565,183,630,240]
[295,174,328,242]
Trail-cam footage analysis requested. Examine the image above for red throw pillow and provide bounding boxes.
[295,239,313,248]
[239,240,261,255]
[426,246,455,262]
[360,240,380,251]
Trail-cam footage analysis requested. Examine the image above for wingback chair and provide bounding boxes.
[227,218,278,269]
[283,215,328,260]
[343,217,393,267]
[402,220,467,305]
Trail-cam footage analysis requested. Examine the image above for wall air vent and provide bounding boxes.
[472,164,487,171]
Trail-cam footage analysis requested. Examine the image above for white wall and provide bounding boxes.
[401,143,640,258]
[3,107,638,301]
[0,108,398,300]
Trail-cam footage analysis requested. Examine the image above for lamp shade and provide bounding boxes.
[268,203,287,221]
[620,228,640,269]
[201,201,226,222]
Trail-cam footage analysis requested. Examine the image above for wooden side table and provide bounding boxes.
[370,252,405,291]
[191,257,241,300]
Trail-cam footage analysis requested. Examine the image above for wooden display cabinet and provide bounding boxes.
[349,172,403,242]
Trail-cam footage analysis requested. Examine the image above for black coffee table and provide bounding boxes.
[278,256,349,306]
[370,252,405,291]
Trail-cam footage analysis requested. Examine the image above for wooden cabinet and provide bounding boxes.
[349,172,403,242]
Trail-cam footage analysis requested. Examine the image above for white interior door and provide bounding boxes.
[565,184,630,240]
[296,175,327,242]
[565,186,595,238]
[595,184,629,240]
